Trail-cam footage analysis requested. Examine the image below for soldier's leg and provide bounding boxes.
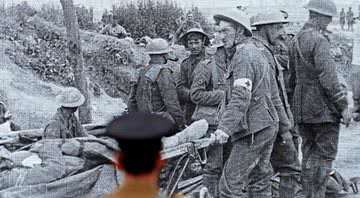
[203,127,224,197]
[219,124,277,198]
[247,130,277,198]
[301,123,340,198]
[299,123,316,198]
[271,135,303,198]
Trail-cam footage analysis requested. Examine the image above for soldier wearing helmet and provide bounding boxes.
[347,7,355,31]
[250,11,304,198]
[208,8,283,197]
[288,0,352,197]
[176,28,210,125]
[340,8,346,30]
[187,25,235,196]
[44,87,88,139]
[127,38,185,131]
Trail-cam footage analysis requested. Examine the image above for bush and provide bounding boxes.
[103,0,184,39]
[102,0,214,40]
[38,4,64,27]
[76,5,94,30]
[37,3,95,30]
[5,1,37,23]
[188,7,214,37]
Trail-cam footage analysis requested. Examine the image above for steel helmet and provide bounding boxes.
[305,0,337,17]
[56,87,85,108]
[250,11,289,27]
[177,28,211,46]
[213,9,252,37]
[146,38,171,55]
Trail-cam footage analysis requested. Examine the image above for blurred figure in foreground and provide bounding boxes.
[104,112,184,198]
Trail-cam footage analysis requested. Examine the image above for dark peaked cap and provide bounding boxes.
[106,112,177,142]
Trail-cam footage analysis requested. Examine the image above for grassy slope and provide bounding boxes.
[0,40,126,129]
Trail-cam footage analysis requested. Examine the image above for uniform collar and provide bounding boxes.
[189,50,205,59]
[57,108,75,124]
[252,35,272,50]
[302,22,332,35]
[225,45,237,63]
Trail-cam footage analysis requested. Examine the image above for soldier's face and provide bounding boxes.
[187,37,205,55]
[218,21,237,49]
[266,24,286,46]
[63,106,78,113]
[318,16,332,30]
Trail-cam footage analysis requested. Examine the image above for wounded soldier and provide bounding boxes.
[44,87,88,139]
[0,138,117,190]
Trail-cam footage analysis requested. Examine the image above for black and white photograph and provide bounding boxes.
[0,0,359,197]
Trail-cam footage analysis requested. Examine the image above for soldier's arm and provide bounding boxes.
[314,38,348,112]
[76,120,88,137]
[271,64,291,135]
[43,120,61,139]
[176,63,191,102]
[127,81,138,112]
[158,68,185,130]
[288,42,296,101]
[190,61,224,106]
[218,48,254,136]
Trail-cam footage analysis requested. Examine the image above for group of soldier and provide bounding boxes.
[126,0,354,197]
[339,6,358,31]
[0,0,354,197]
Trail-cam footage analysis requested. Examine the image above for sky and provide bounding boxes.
[2,0,360,20]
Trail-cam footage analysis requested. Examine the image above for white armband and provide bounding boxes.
[234,78,252,91]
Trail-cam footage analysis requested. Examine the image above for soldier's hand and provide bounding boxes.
[280,131,293,144]
[214,129,229,144]
[341,108,353,127]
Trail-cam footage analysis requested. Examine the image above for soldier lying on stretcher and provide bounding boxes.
[0,138,117,190]
[0,119,209,191]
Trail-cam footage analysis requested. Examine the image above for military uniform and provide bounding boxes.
[346,9,355,31]
[44,87,88,139]
[254,36,303,198]
[288,22,348,198]
[44,108,88,139]
[176,52,206,125]
[340,10,346,30]
[217,37,290,197]
[189,46,229,197]
[128,63,185,130]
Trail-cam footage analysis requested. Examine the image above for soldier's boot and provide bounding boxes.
[302,157,332,198]
[203,174,220,197]
[279,175,304,198]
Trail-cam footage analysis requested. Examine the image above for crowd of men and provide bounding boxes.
[0,0,356,197]
[339,6,358,31]
[123,0,354,197]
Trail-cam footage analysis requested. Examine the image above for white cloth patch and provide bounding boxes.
[234,78,252,91]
